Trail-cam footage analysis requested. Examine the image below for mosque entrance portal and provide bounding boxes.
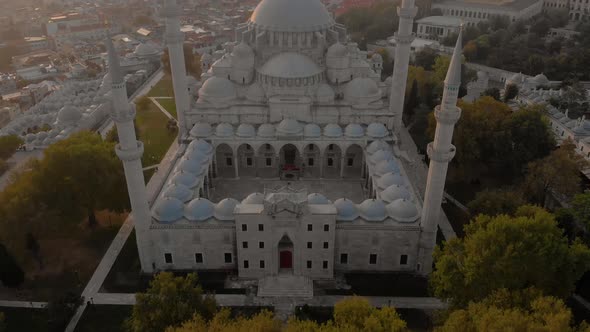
[280,144,300,180]
[278,235,294,272]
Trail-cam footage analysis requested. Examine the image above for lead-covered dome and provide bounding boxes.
[277,118,303,136]
[359,199,387,222]
[214,198,239,221]
[387,199,420,222]
[380,184,411,203]
[190,123,213,138]
[162,183,193,203]
[307,193,331,204]
[334,198,359,221]
[258,123,276,137]
[249,0,334,33]
[345,123,364,137]
[323,124,343,138]
[344,78,381,105]
[57,105,81,126]
[185,198,215,221]
[199,77,237,102]
[236,123,256,138]
[242,192,265,204]
[153,197,184,223]
[304,123,321,137]
[259,53,323,79]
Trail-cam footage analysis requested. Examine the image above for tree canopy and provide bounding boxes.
[431,206,590,307]
[467,189,524,217]
[0,135,22,160]
[523,139,587,205]
[437,289,588,332]
[126,272,217,332]
[167,309,280,332]
[572,192,590,231]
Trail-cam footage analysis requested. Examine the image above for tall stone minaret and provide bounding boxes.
[418,29,463,274]
[163,0,190,140]
[106,38,153,273]
[388,0,417,131]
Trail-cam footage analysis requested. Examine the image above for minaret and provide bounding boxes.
[418,29,463,274]
[107,38,154,273]
[388,0,417,131]
[163,0,190,140]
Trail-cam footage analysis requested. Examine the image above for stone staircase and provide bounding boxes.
[257,275,313,298]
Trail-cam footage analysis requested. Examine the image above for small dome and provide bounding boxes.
[334,198,359,221]
[187,139,213,155]
[377,172,405,189]
[366,140,388,154]
[344,78,380,104]
[344,123,364,137]
[380,184,411,203]
[176,156,207,175]
[162,184,193,203]
[185,198,215,221]
[236,123,256,138]
[214,198,239,221]
[304,123,321,137]
[507,72,524,84]
[215,123,234,137]
[367,123,388,138]
[327,42,348,58]
[258,123,276,137]
[307,193,331,204]
[375,159,400,176]
[134,43,158,57]
[37,131,48,140]
[533,73,549,85]
[323,124,343,138]
[190,123,213,138]
[169,171,200,188]
[242,192,265,204]
[199,76,237,101]
[57,105,81,126]
[387,199,420,222]
[371,52,383,63]
[316,83,335,103]
[369,149,393,165]
[359,199,387,222]
[277,118,303,136]
[231,41,254,60]
[246,82,266,102]
[153,197,184,223]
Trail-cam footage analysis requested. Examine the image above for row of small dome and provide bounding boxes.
[190,120,389,139]
[165,140,215,188]
[153,192,419,223]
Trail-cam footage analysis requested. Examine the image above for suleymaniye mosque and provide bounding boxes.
[108,0,464,297]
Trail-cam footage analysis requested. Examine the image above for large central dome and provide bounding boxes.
[249,0,335,33]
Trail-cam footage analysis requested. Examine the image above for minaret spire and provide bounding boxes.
[417,29,463,275]
[388,0,417,131]
[107,36,154,273]
[163,0,190,141]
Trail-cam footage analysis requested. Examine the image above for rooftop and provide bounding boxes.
[416,16,462,27]
[433,0,541,11]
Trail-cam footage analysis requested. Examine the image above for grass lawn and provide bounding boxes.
[147,74,174,97]
[75,305,132,332]
[135,101,177,174]
[154,98,177,119]
[1,307,51,332]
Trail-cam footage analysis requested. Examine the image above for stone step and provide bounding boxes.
[257,275,313,298]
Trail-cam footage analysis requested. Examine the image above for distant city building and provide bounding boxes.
[0,74,17,96]
[416,16,462,41]
[569,0,589,21]
[543,0,569,11]
[432,0,543,26]
[0,105,19,128]
[23,36,49,52]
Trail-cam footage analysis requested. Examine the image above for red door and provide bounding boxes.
[279,250,292,269]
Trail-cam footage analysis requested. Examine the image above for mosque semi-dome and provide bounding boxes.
[259,52,323,79]
[344,78,381,105]
[249,0,335,33]
[199,77,237,102]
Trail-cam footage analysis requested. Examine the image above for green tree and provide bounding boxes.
[572,192,590,230]
[286,297,407,332]
[32,131,129,226]
[504,83,519,101]
[523,139,587,206]
[126,272,217,332]
[0,135,23,159]
[0,243,24,287]
[375,48,393,77]
[483,87,501,100]
[0,312,5,332]
[437,290,586,331]
[403,79,419,124]
[504,105,555,173]
[467,189,524,217]
[431,206,590,307]
[167,309,281,332]
[414,47,437,70]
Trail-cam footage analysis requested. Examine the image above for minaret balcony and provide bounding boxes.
[434,105,461,125]
[393,32,415,45]
[116,141,144,162]
[427,142,456,163]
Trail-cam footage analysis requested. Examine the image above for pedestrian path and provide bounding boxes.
[149,97,177,122]
[0,300,47,308]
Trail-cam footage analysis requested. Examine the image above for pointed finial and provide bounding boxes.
[445,25,463,86]
[105,36,123,85]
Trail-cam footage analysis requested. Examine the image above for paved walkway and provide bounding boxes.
[0,149,43,191]
[0,300,47,308]
[149,97,176,122]
[396,127,457,240]
[87,292,447,310]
